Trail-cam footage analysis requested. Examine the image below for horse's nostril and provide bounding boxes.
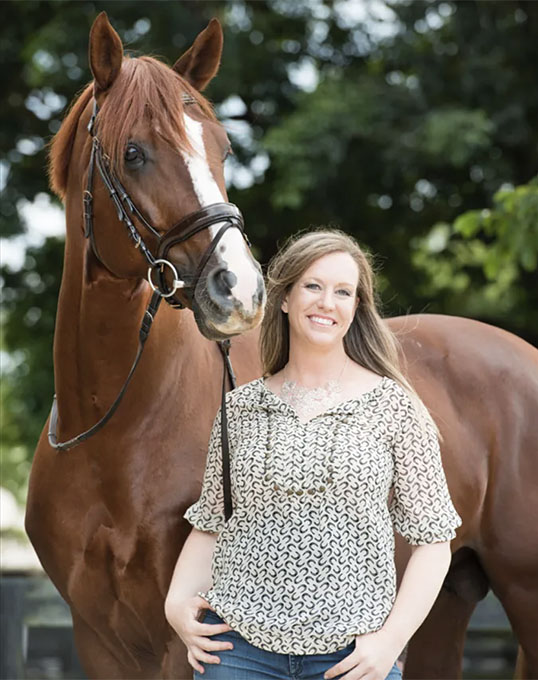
[215,268,237,296]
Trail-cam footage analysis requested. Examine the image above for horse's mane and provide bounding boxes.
[49,84,93,199]
[49,55,217,200]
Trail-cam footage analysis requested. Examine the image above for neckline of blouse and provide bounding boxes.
[257,374,390,425]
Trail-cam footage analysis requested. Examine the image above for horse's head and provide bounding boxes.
[51,12,265,340]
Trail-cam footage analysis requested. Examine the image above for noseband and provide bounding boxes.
[48,93,245,522]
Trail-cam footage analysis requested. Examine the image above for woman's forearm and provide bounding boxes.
[165,527,218,615]
[380,542,452,651]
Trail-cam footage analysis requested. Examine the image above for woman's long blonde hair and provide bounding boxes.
[260,228,439,436]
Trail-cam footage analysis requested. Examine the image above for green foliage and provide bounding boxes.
[1,237,63,499]
[263,75,385,209]
[412,178,538,333]
[458,180,538,274]
[256,0,538,338]
[1,380,32,503]
[420,108,495,167]
[2,0,538,501]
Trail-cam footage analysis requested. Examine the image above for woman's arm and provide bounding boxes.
[165,528,234,674]
[380,541,452,650]
[324,541,452,679]
[165,527,218,615]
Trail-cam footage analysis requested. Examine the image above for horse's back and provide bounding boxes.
[389,313,537,411]
[389,313,537,372]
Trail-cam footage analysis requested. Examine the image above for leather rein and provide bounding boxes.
[47,93,245,521]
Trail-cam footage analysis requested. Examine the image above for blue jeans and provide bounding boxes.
[193,610,402,680]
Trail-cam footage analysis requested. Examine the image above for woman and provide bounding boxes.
[165,229,462,680]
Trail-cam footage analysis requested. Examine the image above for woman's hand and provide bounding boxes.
[165,594,235,674]
[323,628,401,680]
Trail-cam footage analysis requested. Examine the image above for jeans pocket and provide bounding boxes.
[335,641,355,655]
[201,609,223,624]
[202,609,222,621]
[200,609,242,641]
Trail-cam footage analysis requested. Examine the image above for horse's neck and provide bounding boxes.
[53,241,208,440]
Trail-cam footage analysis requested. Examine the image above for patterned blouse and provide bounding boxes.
[184,376,462,655]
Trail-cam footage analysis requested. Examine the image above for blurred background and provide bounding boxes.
[1,0,536,678]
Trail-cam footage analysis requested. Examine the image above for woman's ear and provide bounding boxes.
[354,296,360,313]
[281,296,288,314]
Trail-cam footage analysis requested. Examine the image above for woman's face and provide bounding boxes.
[282,251,359,351]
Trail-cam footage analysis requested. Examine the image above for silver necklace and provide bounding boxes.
[263,357,348,496]
[279,356,348,422]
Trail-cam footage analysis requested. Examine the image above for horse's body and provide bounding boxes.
[27,277,261,679]
[26,13,265,680]
[25,13,537,680]
[389,314,538,679]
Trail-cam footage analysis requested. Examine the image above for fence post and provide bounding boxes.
[1,576,26,680]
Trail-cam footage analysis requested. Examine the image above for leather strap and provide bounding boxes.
[217,339,237,521]
[94,144,158,266]
[158,202,247,255]
[48,292,162,451]
[47,293,239,522]
[156,203,249,308]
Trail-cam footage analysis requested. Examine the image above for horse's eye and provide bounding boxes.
[124,143,145,167]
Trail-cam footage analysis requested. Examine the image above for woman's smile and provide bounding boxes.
[307,314,337,327]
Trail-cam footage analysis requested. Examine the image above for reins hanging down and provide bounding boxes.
[47,93,247,521]
[48,292,163,451]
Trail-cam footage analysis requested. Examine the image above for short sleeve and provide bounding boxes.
[389,391,462,545]
[183,407,225,533]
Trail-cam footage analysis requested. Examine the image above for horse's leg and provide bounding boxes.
[403,547,489,680]
[71,610,162,680]
[484,561,538,680]
[514,646,529,680]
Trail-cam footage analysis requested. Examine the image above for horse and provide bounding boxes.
[388,313,538,679]
[25,13,264,680]
[25,13,538,680]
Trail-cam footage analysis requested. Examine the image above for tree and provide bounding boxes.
[1,0,537,498]
[245,0,538,339]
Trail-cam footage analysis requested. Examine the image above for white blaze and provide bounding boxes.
[181,113,259,312]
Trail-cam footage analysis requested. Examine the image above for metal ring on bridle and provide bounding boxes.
[147,259,185,298]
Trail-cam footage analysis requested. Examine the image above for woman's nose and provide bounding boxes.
[318,290,335,309]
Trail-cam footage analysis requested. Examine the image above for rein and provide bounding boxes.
[47,92,245,521]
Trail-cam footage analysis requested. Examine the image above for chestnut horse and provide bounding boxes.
[25,13,264,680]
[25,13,537,680]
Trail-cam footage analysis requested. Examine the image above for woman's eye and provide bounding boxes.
[124,144,145,167]
[337,289,352,296]
[305,283,321,290]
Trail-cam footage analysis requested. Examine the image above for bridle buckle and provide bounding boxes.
[147,259,186,298]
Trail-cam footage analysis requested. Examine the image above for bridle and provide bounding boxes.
[82,95,250,309]
[48,91,246,521]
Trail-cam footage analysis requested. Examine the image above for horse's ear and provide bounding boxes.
[89,12,123,94]
[173,18,223,91]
